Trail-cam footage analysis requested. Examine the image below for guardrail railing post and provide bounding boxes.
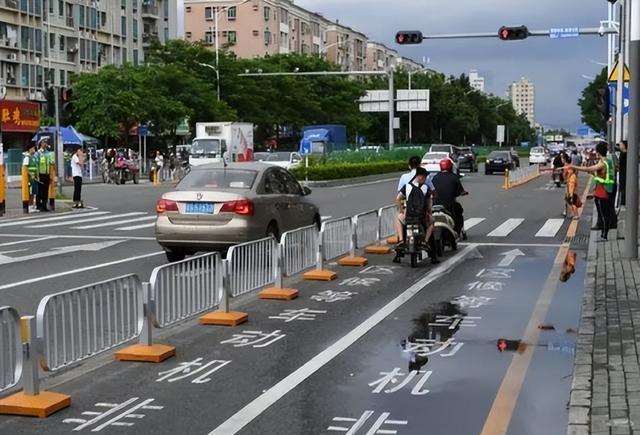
[0,316,71,418]
[337,216,368,267]
[366,209,392,254]
[200,258,248,326]
[114,282,175,363]
[303,222,337,281]
[259,237,299,300]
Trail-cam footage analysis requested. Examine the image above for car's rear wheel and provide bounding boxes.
[266,221,280,241]
[165,249,186,263]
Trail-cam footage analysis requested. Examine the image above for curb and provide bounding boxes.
[303,171,404,188]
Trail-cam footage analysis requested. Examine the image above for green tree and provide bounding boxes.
[578,67,608,132]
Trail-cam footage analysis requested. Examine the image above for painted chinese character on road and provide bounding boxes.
[156,358,231,384]
[402,338,464,358]
[220,330,286,348]
[467,281,504,291]
[63,397,163,432]
[476,268,514,279]
[339,277,381,287]
[451,295,495,309]
[327,410,408,434]
[311,290,358,303]
[368,367,433,395]
[428,314,481,329]
[268,308,327,322]
[359,265,398,275]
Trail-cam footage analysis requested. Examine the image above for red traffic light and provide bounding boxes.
[500,28,510,39]
[498,25,529,41]
[497,338,523,352]
[395,31,423,45]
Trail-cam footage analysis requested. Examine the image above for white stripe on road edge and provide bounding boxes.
[0,236,54,247]
[0,211,109,228]
[0,233,156,241]
[207,244,478,435]
[74,216,155,229]
[534,219,565,238]
[487,218,525,237]
[464,218,486,231]
[115,222,156,231]
[0,251,165,291]
[27,212,145,228]
[460,242,561,247]
[321,216,332,221]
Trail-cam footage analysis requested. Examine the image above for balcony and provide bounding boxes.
[141,4,159,18]
[66,16,74,27]
[0,0,18,10]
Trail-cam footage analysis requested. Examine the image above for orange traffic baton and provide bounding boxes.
[48,166,55,211]
[0,164,5,216]
[21,164,29,214]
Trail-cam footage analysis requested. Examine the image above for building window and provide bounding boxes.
[59,35,65,50]
[279,8,288,24]
[228,31,236,44]
[101,12,106,28]
[58,0,63,15]
[264,6,270,21]
[205,6,213,20]
[133,18,138,39]
[204,31,213,44]
[186,6,191,13]
[186,31,192,39]
[264,30,271,45]
[133,49,139,66]
[227,6,236,20]
[59,69,65,86]
[79,5,85,26]
[121,16,127,36]
[50,33,55,49]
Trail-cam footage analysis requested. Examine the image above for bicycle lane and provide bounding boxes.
[0,247,474,435]
[214,244,576,435]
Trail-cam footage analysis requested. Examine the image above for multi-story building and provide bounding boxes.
[365,41,397,71]
[508,77,535,126]
[324,21,366,71]
[183,0,328,59]
[397,56,423,72]
[469,69,485,92]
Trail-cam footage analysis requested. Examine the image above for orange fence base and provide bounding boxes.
[259,287,299,300]
[199,311,248,327]
[387,236,399,245]
[0,391,71,418]
[365,245,391,254]
[114,344,176,363]
[337,256,368,267]
[303,269,337,281]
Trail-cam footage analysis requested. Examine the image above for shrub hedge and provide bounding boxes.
[291,161,406,181]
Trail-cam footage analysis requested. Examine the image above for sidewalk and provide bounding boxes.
[568,207,640,435]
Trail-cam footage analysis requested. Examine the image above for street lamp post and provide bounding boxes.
[625,0,639,258]
[198,61,220,102]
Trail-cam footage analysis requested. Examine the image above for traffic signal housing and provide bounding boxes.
[395,31,423,45]
[498,25,529,41]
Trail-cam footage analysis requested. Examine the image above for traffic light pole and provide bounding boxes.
[416,27,617,40]
[54,86,63,196]
[625,0,639,259]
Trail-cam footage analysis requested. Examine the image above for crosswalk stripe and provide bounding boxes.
[115,222,156,231]
[0,210,83,224]
[487,218,525,237]
[0,211,109,228]
[535,219,565,237]
[464,218,486,230]
[73,215,155,230]
[27,212,146,229]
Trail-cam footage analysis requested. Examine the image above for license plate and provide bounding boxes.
[185,202,214,214]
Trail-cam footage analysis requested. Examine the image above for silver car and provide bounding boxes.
[155,162,320,262]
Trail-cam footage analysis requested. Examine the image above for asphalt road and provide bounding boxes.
[0,164,590,434]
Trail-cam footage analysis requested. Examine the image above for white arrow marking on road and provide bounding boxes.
[0,240,124,266]
[497,249,526,267]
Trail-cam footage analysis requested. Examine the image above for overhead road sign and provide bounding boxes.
[549,27,580,39]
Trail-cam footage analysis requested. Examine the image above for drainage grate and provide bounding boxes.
[565,234,590,248]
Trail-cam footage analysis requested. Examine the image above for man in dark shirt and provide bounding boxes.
[431,158,467,235]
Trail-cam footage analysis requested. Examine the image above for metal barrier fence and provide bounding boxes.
[0,307,22,393]
[150,253,222,328]
[322,217,353,261]
[227,236,277,297]
[379,205,397,240]
[36,275,143,372]
[281,225,318,277]
[355,210,379,249]
[508,164,540,187]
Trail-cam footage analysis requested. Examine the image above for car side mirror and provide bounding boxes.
[302,186,312,196]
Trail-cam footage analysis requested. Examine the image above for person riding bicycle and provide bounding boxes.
[431,158,468,236]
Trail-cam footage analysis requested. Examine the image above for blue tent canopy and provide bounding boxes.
[32,126,83,146]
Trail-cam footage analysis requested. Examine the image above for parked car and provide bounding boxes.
[356,145,384,153]
[485,151,516,174]
[529,146,549,165]
[456,146,478,172]
[421,152,459,175]
[254,151,303,170]
[155,162,321,262]
[429,144,460,161]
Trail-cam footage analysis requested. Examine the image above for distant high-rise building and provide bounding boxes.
[508,77,535,126]
[469,69,485,92]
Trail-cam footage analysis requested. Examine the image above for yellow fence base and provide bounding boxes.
[337,256,368,267]
[259,287,299,300]
[0,391,71,418]
[199,310,248,327]
[114,344,176,363]
[365,245,391,254]
[303,269,337,281]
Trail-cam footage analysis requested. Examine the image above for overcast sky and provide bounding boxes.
[297,0,610,132]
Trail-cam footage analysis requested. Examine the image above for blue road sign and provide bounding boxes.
[549,27,579,39]
[300,139,312,155]
[137,125,149,137]
[609,83,630,115]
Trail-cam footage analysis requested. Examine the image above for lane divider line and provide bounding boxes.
[207,244,479,435]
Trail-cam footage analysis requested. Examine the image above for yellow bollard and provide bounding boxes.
[21,165,29,213]
[154,168,160,185]
[0,164,5,216]
[48,166,56,211]
[503,169,510,190]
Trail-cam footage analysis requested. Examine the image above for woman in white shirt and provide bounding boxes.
[71,148,85,208]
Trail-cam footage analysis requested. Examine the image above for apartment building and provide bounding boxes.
[397,56,423,72]
[508,77,535,127]
[324,22,366,71]
[469,69,485,92]
[365,41,397,71]
[183,0,328,59]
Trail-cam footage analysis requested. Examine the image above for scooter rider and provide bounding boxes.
[431,158,468,236]
[395,156,436,242]
[394,167,439,264]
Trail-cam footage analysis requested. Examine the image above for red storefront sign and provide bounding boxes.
[0,100,40,133]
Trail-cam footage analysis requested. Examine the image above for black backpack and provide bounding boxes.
[405,184,426,218]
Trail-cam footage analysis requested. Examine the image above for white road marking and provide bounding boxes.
[460,242,561,247]
[27,212,145,228]
[0,211,109,228]
[464,218,486,230]
[0,251,164,291]
[0,210,84,224]
[115,222,156,231]
[0,241,124,266]
[207,244,477,435]
[74,216,155,229]
[0,236,54,247]
[0,233,157,241]
[535,218,565,237]
[328,177,399,189]
[497,248,526,267]
[487,218,525,237]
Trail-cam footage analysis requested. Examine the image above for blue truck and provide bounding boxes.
[299,124,347,155]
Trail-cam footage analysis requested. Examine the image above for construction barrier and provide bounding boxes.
[150,252,222,328]
[227,236,277,297]
[0,307,21,393]
[0,164,5,216]
[281,225,318,277]
[36,275,143,372]
[48,167,55,211]
[21,165,29,214]
[504,164,541,189]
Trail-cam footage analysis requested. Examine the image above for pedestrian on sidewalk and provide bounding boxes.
[22,143,39,210]
[155,151,165,182]
[71,148,85,208]
[572,142,615,240]
[34,138,54,212]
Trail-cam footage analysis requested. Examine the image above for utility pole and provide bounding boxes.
[625,0,639,258]
[54,86,62,195]
[408,71,412,144]
[388,67,395,147]
[616,1,627,145]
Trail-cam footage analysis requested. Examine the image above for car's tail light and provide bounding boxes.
[156,199,178,214]
[220,199,255,216]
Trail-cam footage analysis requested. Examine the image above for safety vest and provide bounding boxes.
[25,153,38,178]
[592,158,614,193]
[38,151,53,174]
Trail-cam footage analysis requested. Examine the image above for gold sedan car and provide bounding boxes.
[155,162,320,262]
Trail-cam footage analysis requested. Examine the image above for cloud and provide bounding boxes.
[297,0,610,131]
